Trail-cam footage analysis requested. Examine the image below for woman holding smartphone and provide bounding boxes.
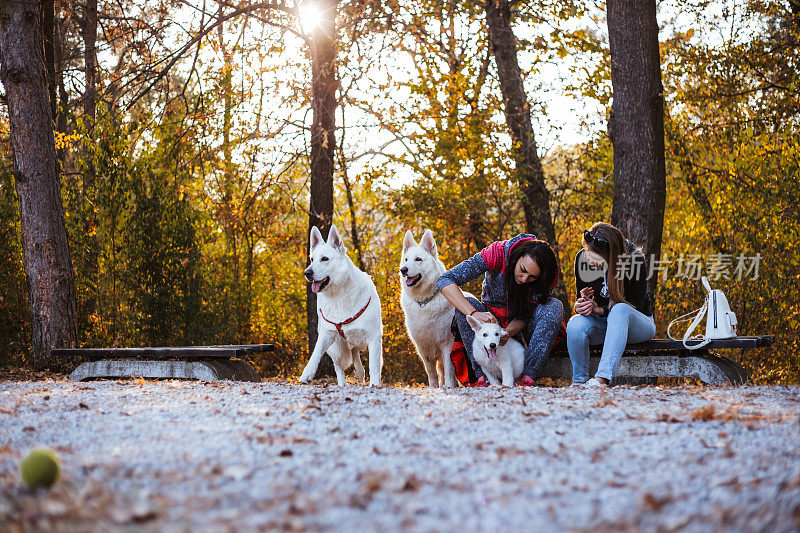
[567,222,656,387]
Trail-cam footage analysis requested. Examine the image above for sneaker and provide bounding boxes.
[584,377,608,388]
[570,381,589,388]
[473,376,490,387]
[517,375,536,387]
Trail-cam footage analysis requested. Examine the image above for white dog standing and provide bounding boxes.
[466,315,524,387]
[400,230,456,387]
[300,224,383,387]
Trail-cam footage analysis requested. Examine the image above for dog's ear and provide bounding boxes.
[420,229,437,256]
[327,224,346,253]
[403,231,416,252]
[310,225,323,250]
[466,314,481,330]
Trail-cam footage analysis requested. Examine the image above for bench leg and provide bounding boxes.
[69,359,261,382]
[541,354,748,386]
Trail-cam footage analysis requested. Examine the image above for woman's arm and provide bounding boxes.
[505,319,525,336]
[440,284,497,324]
[437,251,497,323]
[436,251,489,289]
[498,318,525,345]
[591,300,606,316]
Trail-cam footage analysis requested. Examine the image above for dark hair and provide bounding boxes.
[504,239,559,321]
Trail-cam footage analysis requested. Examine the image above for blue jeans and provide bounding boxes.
[454,296,564,380]
[566,303,656,383]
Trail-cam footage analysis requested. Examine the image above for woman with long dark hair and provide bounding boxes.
[436,234,565,386]
[567,222,656,387]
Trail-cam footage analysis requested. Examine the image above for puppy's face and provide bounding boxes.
[400,229,438,289]
[466,315,506,361]
[305,225,349,293]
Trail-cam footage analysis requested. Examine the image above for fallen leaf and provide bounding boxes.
[642,492,671,511]
[593,396,615,407]
[691,405,716,421]
[401,475,421,492]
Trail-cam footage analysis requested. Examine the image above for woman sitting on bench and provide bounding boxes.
[567,223,656,387]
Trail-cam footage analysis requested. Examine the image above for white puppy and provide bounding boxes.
[300,224,383,387]
[399,230,456,387]
[466,315,524,387]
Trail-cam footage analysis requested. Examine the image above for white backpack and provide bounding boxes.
[667,276,738,350]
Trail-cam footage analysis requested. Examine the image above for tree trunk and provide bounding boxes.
[80,0,98,122]
[218,10,245,341]
[484,0,568,311]
[607,0,667,296]
[306,0,338,377]
[40,0,56,120]
[338,109,365,272]
[54,13,69,165]
[339,147,366,271]
[78,0,99,339]
[0,0,78,363]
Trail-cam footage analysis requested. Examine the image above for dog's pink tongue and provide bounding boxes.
[487,348,497,361]
[311,280,323,293]
[405,277,416,286]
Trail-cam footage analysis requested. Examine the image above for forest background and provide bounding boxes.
[0,0,797,383]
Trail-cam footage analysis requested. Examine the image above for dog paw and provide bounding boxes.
[369,381,381,388]
[298,371,313,383]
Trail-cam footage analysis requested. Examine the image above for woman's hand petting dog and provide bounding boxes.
[471,311,497,325]
[499,319,523,346]
[499,330,510,346]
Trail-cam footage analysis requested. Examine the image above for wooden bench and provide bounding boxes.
[56,336,772,386]
[53,344,274,382]
[543,336,774,385]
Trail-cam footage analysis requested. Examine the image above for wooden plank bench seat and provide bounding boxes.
[56,344,274,382]
[57,336,772,386]
[543,336,774,386]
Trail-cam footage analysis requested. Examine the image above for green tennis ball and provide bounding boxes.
[19,448,61,489]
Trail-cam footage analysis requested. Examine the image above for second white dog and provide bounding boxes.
[400,229,456,387]
[300,224,383,387]
[466,315,524,387]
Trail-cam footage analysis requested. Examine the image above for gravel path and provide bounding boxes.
[1,379,799,532]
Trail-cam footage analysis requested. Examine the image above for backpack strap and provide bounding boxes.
[681,298,711,350]
[667,297,712,350]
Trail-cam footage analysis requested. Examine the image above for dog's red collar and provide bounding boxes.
[319,296,372,340]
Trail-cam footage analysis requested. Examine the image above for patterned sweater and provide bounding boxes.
[436,234,559,314]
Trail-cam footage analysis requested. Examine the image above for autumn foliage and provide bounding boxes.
[0,0,797,383]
